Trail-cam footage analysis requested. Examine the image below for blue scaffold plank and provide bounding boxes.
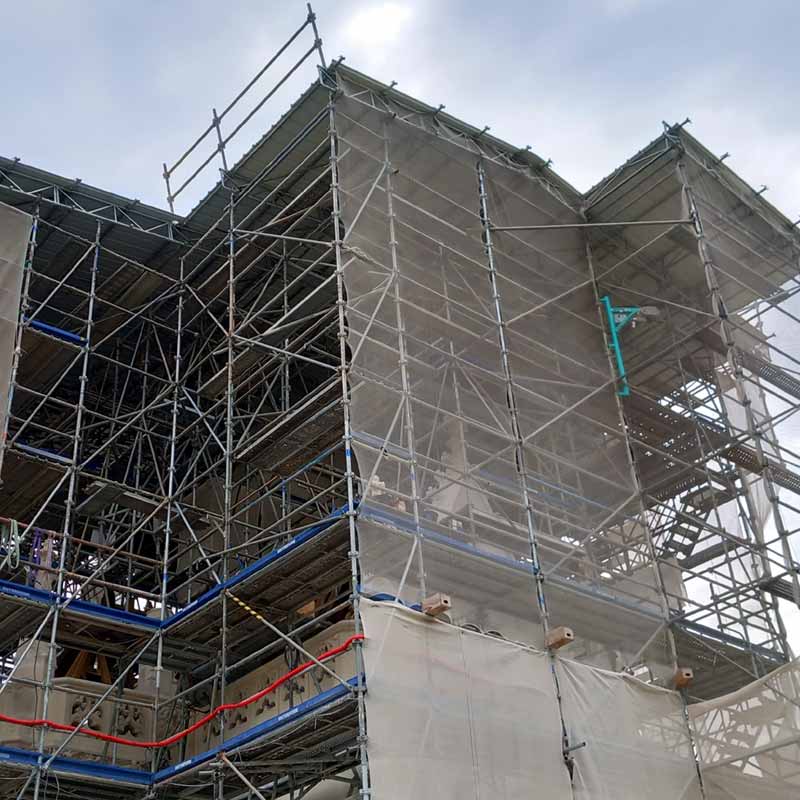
[0,579,160,630]
[25,318,86,345]
[0,745,150,785]
[0,579,53,606]
[166,503,349,629]
[153,676,358,783]
[0,505,350,634]
[14,443,72,464]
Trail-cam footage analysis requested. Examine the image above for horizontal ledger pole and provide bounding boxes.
[491,218,693,231]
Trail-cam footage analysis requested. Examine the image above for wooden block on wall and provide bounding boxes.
[422,592,451,617]
[673,667,694,689]
[545,626,575,650]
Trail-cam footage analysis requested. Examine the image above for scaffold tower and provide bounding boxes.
[0,8,798,800]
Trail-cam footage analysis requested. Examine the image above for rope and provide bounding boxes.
[0,632,364,749]
[227,592,270,623]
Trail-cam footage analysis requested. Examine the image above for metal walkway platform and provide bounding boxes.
[0,510,350,672]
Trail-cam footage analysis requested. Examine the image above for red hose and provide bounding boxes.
[0,633,364,750]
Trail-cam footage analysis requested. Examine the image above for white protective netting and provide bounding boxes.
[334,84,667,665]
[690,658,800,799]
[333,87,800,800]
[336,89,547,645]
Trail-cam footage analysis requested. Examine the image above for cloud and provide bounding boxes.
[0,1,797,217]
[342,3,414,46]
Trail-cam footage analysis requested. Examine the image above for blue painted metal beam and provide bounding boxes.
[0,745,150,785]
[23,318,86,345]
[359,505,665,620]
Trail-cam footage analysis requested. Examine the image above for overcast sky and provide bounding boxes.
[1,0,798,219]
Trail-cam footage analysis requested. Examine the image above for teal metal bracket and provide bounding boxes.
[601,295,641,397]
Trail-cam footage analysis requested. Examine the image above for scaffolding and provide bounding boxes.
[0,7,798,799]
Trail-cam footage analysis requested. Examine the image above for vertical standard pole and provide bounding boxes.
[328,89,370,800]
[163,162,175,215]
[307,3,327,67]
[282,241,291,533]
[665,303,761,672]
[213,108,229,174]
[151,255,185,772]
[476,160,549,635]
[33,220,101,800]
[218,192,237,800]
[479,160,583,778]
[382,117,426,603]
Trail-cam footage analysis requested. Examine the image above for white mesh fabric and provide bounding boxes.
[689,658,800,799]
[334,88,668,665]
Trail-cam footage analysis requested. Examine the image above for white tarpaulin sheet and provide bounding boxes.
[359,599,732,800]
[359,599,573,800]
[0,203,30,441]
[557,657,702,799]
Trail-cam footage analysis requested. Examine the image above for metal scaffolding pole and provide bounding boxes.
[476,159,550,634]
[328,82,370,800]
[32,220,101,800]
